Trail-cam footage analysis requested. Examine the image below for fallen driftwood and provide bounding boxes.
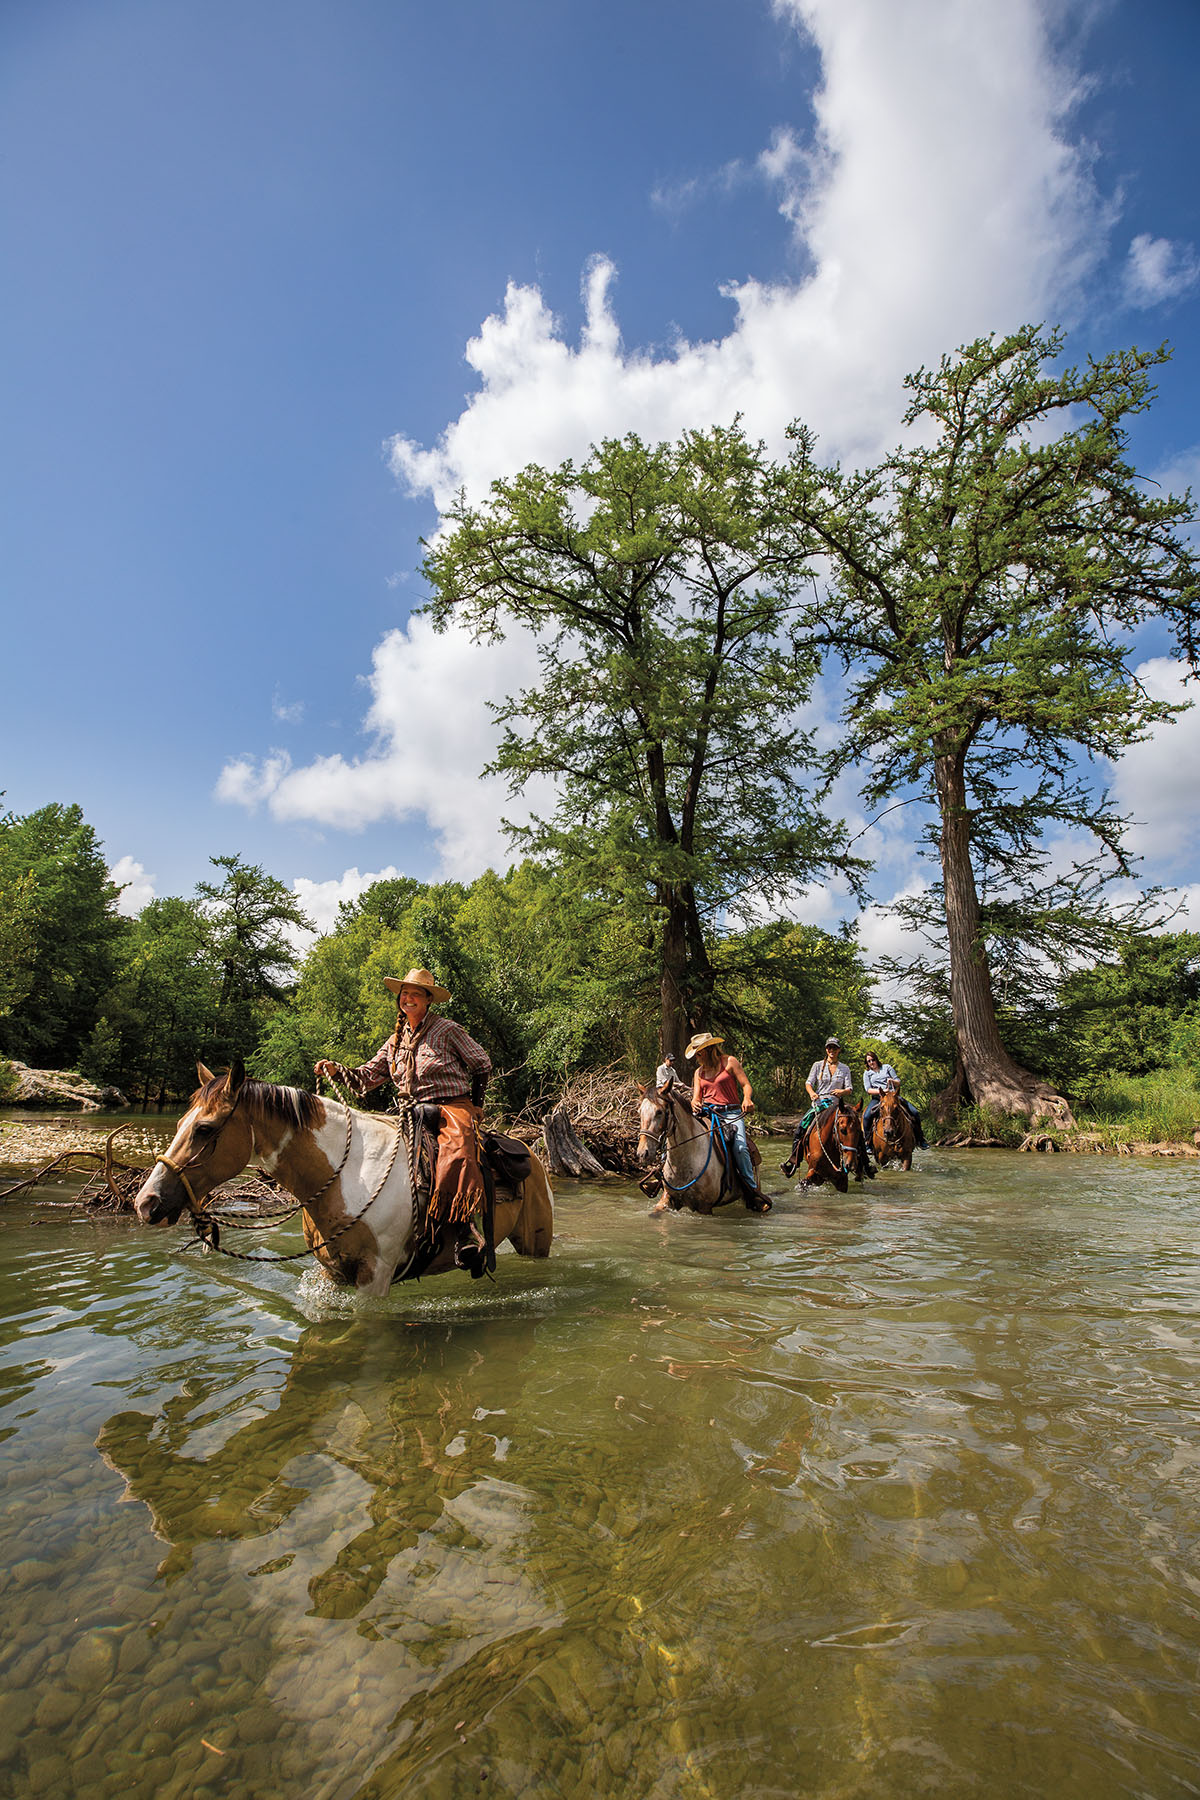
[541,1103,609,1178]
[508,1064,641,1178]
[0,1121,291,1215]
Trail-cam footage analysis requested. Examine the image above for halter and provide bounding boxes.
[806,1102,856,1177]
[874,1093,910,1154]
[832,1108,862,1174]
[152,1091,256,1218]
[152,1086,362,1262]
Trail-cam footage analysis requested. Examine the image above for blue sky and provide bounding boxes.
[3,0,1199,948]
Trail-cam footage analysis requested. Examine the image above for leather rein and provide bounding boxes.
[153,1091,399,1265]
[808,1103,857,1176]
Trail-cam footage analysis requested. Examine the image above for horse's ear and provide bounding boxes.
[197,1061,215,1086]
[225,1056,247,1098]
[637,1081,647,1097]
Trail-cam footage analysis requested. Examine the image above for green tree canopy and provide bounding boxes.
[85,896,216,1105]
[788,326,1200,1121]
[0,801,41,1023]
[0,802,125,1065]
[196,854,312,1063]
[422,424,858,1060]
[713,920,872,1110]
[1055,930,1200,1088]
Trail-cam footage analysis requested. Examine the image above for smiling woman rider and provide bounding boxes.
[315,967,492,1276]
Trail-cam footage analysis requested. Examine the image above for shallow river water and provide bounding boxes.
[2,1147,1200,1799]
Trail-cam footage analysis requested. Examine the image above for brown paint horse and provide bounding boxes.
[133,1059,553,1295]
[789,1100,870,1195]
[869,1088,916,1171]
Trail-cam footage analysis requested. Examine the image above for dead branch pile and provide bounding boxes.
[506,1064,644,1178]
[0,1122,294,1216]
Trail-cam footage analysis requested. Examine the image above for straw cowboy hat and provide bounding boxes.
[685,1031,725,1058]
[383,967,451,1003]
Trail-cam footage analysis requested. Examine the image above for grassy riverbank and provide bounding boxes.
[934,1068,1200,1154]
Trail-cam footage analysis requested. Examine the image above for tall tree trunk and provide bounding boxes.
[659,891,690,1063]
[682,885,715,1032]
[934,750,1074,1125]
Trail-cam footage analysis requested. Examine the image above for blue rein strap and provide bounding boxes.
[661,1104,739,1205]
[661,1104,717,1195]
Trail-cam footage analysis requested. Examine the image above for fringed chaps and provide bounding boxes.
[428,1102,485,1231]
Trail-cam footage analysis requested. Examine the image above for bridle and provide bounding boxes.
[153,1092,257,1217]
[805,1102,856,1177]
[833,1107,862,1173]
[642,1090,735,1202]
[874,1091,909,1151]
[151,1086,360,1261]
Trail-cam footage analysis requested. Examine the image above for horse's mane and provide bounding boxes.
[195,1076,325,1133]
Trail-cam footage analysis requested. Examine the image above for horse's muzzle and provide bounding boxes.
[133,1168,185,1226]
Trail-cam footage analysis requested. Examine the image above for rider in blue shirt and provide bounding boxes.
[862,1051,927,1148]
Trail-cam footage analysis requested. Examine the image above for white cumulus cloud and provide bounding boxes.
[223,0,1127,883]
[215,751,294,810]
[1123,233,1200,308]
[216,612,557,878]
[1109,658,1200,868]
[289,866,405,939]
[389,0,1112,516]
[110,855,156,917]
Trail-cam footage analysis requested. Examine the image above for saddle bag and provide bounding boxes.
[482,1130,533,1188]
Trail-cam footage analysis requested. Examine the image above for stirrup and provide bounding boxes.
[452,1224,488,1279]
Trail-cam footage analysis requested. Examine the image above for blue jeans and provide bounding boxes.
[710,1106,755,1188]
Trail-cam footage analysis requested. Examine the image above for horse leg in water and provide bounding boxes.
[781,1106,826,1181]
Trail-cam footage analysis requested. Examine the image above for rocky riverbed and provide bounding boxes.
[0,1115,165,1177]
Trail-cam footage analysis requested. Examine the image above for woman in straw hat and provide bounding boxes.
[315,969,492,1275]
[685,1030,770,1211]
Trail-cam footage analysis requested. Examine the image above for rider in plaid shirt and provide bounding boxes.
[315,968,492,1276]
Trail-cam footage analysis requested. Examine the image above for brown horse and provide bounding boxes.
[787,1100,868,1195]
[133,1059,553,1295]
[870,1088,915,1170]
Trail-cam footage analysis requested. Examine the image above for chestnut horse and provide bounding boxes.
[133,1060,553,1296]
[787,1100,869,1195]
[870,1088,915,1171]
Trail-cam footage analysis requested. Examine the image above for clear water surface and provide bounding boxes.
[1,1147,1199,1798]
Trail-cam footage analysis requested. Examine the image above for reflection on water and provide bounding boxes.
[1,1154,1200,1797]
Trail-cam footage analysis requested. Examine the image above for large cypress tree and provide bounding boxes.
[786,327,1199,1121]
[422,425,854,1059]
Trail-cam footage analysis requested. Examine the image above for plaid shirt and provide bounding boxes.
[342,1015,492,1105]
